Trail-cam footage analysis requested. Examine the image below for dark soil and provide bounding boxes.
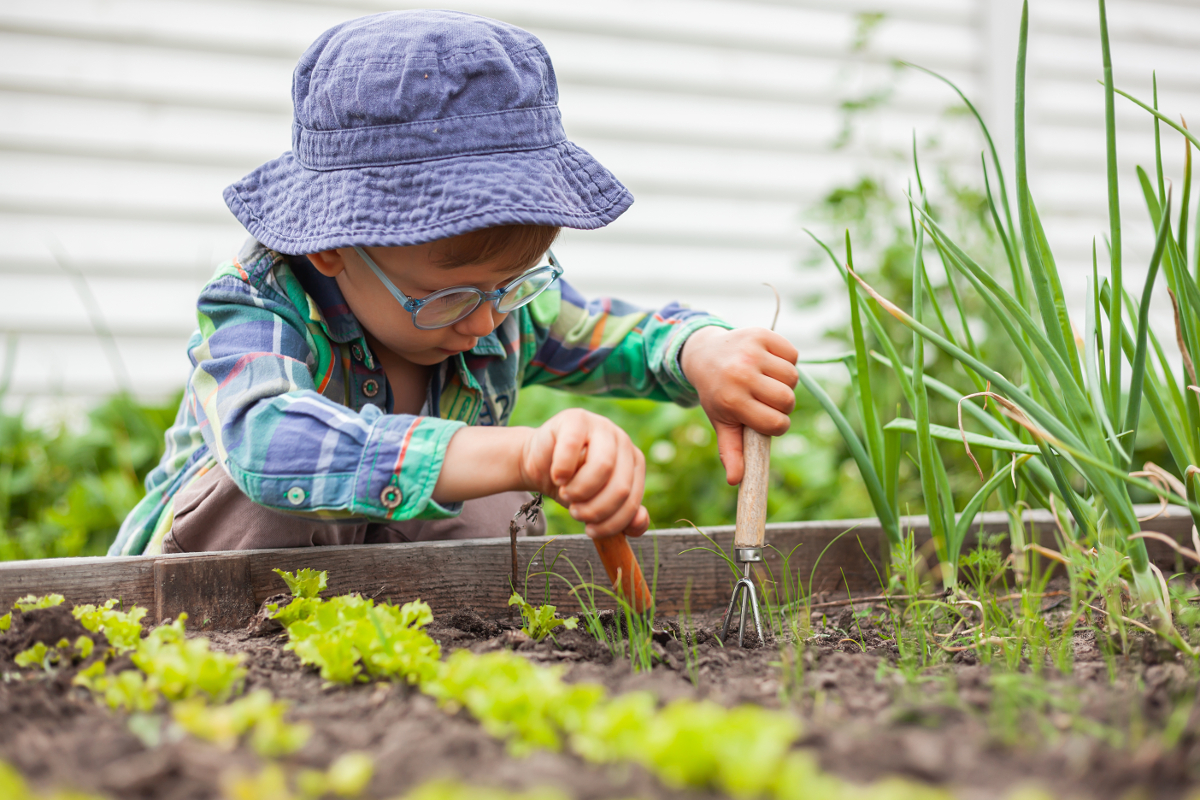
[4,598,1200,800]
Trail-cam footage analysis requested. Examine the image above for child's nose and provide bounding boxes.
[455,301,501,337]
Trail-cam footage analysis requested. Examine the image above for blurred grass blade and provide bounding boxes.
[1123,190,1174,469]
[1100,0,1124,427]
[1015,2,1082,385]
[1102,281,1195,476]
[902,62,1017,243]
[981,154,1028,307]
[1085,273,1127,463]
[1153,75,1167,204]
[1180,119,1193,267]
[846,232,885,477]
[909,201,952,580]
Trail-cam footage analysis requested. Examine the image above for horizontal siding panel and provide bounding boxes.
[0,333,193,398]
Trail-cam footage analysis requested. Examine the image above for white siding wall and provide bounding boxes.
[0,0,1196,404]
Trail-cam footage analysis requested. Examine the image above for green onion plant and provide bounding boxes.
[805,0,1200,649]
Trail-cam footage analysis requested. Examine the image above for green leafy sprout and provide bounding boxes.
[274,567,328,598]
[13,594,64,612]
[72,599,146,653]
[508,592,578,640]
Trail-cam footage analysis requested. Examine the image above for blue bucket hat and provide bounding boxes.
[223,10,633,255]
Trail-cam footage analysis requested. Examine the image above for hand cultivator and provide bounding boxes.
[722,427,771,647]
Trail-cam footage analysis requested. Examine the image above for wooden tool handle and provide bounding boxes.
[593,533,652,613]
[734,427,772,549]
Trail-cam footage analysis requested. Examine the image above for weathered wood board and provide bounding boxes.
[0,507,1193,630]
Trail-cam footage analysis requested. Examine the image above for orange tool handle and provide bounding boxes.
[592,533,652,613]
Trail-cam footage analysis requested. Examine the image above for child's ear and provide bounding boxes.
[306,249,347,278]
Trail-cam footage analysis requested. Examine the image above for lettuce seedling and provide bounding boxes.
[0,612,10,632]
[132,615,246,702]
[403,781,570,800]
[13,642,47,669]
[13,594,64,612]
[14,636,94,670]
[0,760,109,800]
[507,593,578,641]
[171,689,311,757]
[273,593,440,685]
[273,568,328,599]
[425,650,604,757]
[73,600,147,653]
[74,662,159,712]
[325,752,374,797]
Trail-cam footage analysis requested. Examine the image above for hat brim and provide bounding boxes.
[223,141,633,255]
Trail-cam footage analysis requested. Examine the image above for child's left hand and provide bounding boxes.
[679,326,799,486]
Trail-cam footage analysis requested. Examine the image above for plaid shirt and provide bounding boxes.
[111,239,729,556]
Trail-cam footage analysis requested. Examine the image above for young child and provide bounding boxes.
[110,9,799,557]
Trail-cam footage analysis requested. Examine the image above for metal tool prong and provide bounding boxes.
[720,548,764,647]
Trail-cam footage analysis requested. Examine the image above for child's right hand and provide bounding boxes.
[519,409,650,539]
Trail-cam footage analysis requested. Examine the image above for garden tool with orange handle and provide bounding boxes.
[593,532,653,613]
[721,426,771,647]
[510,493,652,613]
[567,442,652,612]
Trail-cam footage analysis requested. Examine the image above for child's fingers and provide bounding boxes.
[751,373,797,417]
[618,456,649,537]
[714,421,744,485]
[622,505,651,537]
[763,352,800,389]
[762,329,799,365]
[585,450,646,538]
[573,441,640,525]
[742,398,791,438]
[560,424,618,504]
[549,415,590,488]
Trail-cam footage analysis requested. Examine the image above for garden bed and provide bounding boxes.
[3,507,1200,800]
[4,585,1200,800]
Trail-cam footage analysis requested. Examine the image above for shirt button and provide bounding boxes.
[351,343,365,363]
[286,487,306,505]
[380,485,402,509]
[362,378,380,397]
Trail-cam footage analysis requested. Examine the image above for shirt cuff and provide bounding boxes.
[660,316,735,406]
[353,414,467,521]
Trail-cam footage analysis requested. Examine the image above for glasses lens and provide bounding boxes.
[413,291,480,329]
[496,268,557,313]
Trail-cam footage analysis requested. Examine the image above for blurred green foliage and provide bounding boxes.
[0,393,179,560]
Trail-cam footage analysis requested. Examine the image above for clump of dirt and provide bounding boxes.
[444,606,503,638]
[1,606,108,663]
[245,593,290,637]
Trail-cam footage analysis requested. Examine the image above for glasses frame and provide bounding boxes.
[352,245,563,331]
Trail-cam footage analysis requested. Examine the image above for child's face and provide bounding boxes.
[307,241,531,366]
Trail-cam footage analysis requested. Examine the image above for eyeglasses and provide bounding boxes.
[353,246,564,331]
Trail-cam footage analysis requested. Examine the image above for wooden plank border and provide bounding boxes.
[0,507,1194,630]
